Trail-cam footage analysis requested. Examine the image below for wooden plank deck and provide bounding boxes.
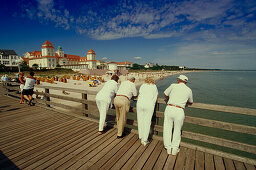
[0,94,255,170]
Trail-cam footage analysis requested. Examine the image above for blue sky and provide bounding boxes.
[1,0,256,69]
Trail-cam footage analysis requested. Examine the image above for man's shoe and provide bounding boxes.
[117,135,123,139]
[141,141,149,146]
[98,131,104,135]
[171,148,180,155]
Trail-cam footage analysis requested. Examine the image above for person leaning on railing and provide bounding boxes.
[114,77,137,138]
[95,75,119,135]
[137,77,158,146]
[163,75,193,155]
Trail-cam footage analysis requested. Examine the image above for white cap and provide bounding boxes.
[177,75,188,82]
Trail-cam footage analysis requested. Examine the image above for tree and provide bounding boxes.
[130,63,144,70]
[20,61,29,71]
[0,64,6,72]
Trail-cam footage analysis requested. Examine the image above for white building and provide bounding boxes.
[117,61,133,70]
[87,49,97,69]
[144,62,154,68]
[107,62,118,70]
[0,49,19,68]
[22,41,98,69]
[22,40,132,70]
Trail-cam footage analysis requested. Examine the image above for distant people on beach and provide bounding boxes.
[137,77,158,146]
[95,75,119,134]
[88,81,96,87]
[19,72,25,104]
[22,71,37,106]
[114,77,137,138]
[1,74,8,82]
[163,75,193,155]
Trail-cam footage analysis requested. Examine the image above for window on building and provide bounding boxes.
[2,56,9,59]
[3,61,10,65]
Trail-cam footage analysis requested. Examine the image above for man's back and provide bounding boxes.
[164,83,193,108]
[116,80,137,100]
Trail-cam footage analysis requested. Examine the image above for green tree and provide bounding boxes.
[130,63,144,70]
[0,64,6,72]
[20,61,29,71]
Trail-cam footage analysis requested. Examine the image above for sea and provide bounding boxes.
[155,71,256,159]
[156,70,256,109]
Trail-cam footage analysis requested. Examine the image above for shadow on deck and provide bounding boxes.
[0,95,255,170]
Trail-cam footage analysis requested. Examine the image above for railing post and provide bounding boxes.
[82,93,88,117]
[45,88,50,107]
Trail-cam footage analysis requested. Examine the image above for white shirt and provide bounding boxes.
[164,83,193,109]
[116,80,137,100]
[137,83,158,105]
[23,78,36,90]
[96,80,118,103]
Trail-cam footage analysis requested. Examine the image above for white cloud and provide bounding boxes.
[134,57,142,60]
[102,57,108,60]
[22,0,72,30]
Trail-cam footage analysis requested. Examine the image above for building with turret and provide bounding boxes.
[23,40,97,69]
[22,40,131,70]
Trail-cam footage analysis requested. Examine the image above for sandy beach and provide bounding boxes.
[33,70,192,114]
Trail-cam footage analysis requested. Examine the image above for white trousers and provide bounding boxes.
[137,103,154,143]
[96,99,110,131]
[163,106,185,150]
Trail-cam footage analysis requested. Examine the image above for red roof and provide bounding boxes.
[64,54,81,61]
[31,51,42,56]
[87,49,96,55]
[42,40,55,49]
[21,57,29,63]
[108,61,117,64]
[42,40,53,46]
[117,61,132,65]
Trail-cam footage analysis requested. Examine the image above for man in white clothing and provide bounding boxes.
[96,75,119,134]
[114,77,137,138]
[163,75,193,155]
[22,72,37,106]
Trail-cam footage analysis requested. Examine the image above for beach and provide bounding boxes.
[33,70,192,113]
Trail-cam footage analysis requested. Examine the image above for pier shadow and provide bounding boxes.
[6,108,20,112]
[0,105,10,109]
[0,150,19,170]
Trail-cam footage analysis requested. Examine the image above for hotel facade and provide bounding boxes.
[22,40,132,70]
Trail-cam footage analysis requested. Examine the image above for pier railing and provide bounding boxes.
[1,82,256,165]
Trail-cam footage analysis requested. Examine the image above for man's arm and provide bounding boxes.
[186,91,193,106]
[164,93,169,104]
[186,101,193,106]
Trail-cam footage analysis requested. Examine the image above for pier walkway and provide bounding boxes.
[0,95,255,169]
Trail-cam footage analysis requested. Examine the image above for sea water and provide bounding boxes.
[157,71,256,109]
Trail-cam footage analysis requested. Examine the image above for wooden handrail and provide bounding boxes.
[2,82,256,158]
[158,98,256,116]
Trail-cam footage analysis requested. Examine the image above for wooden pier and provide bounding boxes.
[0,82,256,169]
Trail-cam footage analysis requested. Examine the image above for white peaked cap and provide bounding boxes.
[177,75,188,82]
